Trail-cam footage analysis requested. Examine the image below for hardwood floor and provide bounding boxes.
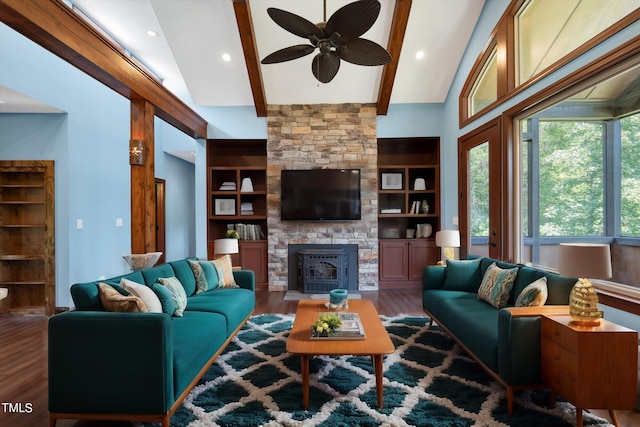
[0,289,637,427]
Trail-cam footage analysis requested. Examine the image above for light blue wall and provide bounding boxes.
[0,23,198,308]
[154,117,199,260]
[0,23,130,308]
[162,154,196,260]
[377,103,444,138]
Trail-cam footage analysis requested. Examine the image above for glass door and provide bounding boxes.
[458,117,503,259]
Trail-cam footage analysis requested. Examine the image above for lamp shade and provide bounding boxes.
[558,243,612,279]
[435,230,460,248]
[214,238,239,255]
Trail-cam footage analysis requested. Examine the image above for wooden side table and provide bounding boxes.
[541,315,638,427]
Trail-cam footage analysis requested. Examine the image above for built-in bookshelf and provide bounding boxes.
[207,140,268,287]
[378,138,440,288]
[0,160,55,315]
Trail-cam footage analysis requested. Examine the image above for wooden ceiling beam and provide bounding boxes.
[0,0,208,139]
[377,0,412,116]
[233,0,267,118]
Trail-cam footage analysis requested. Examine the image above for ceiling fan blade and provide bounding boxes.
[338,38,391,66]
[261,45,315,64]
[267,8,324,40]
[312,52,341,83]
[326,0,381,41]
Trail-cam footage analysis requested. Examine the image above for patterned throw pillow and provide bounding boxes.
[120,278,163,313]
[151,283,177,315]
[477,262,518,309]
[211,255,238,288]
[188,260,209,293]
[158,277,187,316]
[515,277,548,307]
[98,282,148,313]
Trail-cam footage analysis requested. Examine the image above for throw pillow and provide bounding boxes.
[151,282,177,315]
[120,278,163,313]
[477,262,519,309]
[442,258,482,292]
[515,277,548,307]
[199,260,219,288]
[188,260,209,293]
[158,277,187,316]
[211,255,238,288]
[98,282,148,313]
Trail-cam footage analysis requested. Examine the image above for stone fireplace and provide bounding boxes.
[267,104,378,291]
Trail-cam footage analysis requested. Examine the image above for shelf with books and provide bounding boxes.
[378,138,440,288]
[207,140,268,288]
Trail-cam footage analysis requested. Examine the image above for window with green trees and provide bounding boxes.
[621,114,640,237]
[537,121,605,237]
[518,111,640,286]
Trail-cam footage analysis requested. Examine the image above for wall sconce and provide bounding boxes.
[129,139,146,165]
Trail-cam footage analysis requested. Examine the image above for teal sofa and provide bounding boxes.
[48,258,255,427]
[422,255,575,415]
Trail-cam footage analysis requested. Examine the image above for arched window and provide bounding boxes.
[460,0,640,126]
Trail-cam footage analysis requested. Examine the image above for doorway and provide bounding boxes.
[155,178,166,264]
[458,117,504,260]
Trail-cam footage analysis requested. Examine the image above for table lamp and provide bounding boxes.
[558,243,611,326]
[214,238,239,259]
[435,230,460,262]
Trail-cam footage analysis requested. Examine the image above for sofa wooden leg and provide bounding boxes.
[507,387,514,415]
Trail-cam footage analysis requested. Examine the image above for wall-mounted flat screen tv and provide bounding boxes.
[280,169,361,221]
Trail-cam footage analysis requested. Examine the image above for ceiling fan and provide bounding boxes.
[260,0,392,83]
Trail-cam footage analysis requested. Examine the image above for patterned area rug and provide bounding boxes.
[161,314,613,426]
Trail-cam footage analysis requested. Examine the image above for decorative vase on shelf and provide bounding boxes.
[240,177,254,192]
[421,200,429,214]
[416,223,432,239]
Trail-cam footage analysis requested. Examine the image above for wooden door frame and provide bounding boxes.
[458,117,512,260]
[155,178,166,265]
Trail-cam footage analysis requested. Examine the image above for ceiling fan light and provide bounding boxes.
[262,0,387,82]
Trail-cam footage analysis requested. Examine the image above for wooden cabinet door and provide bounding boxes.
[408,240,437,281]
[239,241,268,288]
[379,240,409,281]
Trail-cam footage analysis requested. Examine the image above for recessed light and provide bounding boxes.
[146,29,159,37]
[415,50,425,60]
[222,53,231,62]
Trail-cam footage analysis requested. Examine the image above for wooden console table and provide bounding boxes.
[541,315,638,427]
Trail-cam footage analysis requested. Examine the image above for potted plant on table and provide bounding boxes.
[311,313,342,337]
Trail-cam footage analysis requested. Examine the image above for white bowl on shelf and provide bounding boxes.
[123,252,163,270]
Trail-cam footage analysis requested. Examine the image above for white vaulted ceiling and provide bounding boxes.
[70,0,485,109]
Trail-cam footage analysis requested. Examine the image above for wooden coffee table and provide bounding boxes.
[286,299,395,410]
